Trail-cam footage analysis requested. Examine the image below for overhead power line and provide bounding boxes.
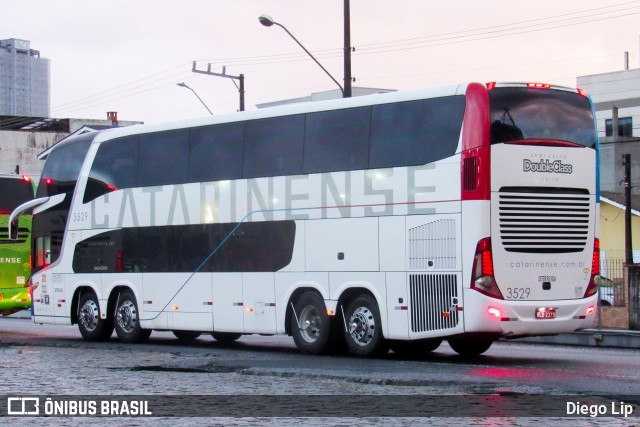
[207,1,640,67]
[6,0,635,124]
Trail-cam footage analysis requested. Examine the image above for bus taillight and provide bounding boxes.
[471,238,504,299]
[577,88,588,98]
[583,238,600,298]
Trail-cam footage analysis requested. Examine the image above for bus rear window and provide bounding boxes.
[489,87,596,148]
[0,177,33,213]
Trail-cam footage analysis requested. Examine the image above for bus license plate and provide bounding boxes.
[535,308,556,319]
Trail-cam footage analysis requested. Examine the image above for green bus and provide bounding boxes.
[0,174,35,315]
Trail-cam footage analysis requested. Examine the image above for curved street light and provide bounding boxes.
[176,82,213,115]
[259,13,345,96]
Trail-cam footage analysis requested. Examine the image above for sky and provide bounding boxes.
[3,0,640,124]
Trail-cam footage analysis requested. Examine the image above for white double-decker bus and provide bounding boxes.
[12,82,600,357]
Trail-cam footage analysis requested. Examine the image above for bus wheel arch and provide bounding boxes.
[74,287,113,342]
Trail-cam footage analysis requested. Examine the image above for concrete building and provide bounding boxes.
[0,113,142,181]
[0,38,50,117]
[578,66,640,329]
[577,68,640,195]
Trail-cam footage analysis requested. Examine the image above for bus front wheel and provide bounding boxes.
[77,291,113,342]
[343,295,388,357]
[114,290,151,343]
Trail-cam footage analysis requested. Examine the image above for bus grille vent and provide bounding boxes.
[410,274,459,333]
[498,187,590,253]
[408,219,456,269]
[0,227,30,243]
[463,156,477,191]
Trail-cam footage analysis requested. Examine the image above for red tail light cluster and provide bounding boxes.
[471,238,503,299]
[583,239,600,298]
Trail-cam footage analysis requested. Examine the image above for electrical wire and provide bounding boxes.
[3,1,637,124]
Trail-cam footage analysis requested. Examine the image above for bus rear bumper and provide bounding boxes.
[462,290,598,337]
[0,288,31,315]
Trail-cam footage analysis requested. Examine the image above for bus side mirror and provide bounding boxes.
[8,196,54,241]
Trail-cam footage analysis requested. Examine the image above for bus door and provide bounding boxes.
[164,273,214,332]
[242,273,277,334]
[212,273,244,333]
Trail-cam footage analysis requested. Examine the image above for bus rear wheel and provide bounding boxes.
[173,331,201,341]
[77,291,113,341]
[291,292,331,355]
[390,338,442,357]
[212,332,241,343]
[343,295,388,357]
[114,290,151,343]
[447,334,493,357]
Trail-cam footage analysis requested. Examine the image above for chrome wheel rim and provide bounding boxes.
[298,305,322,343]
[348,306,375,346]
[116,300,137,334]
[79,300,99,332]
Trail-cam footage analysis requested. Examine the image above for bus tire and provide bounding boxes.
[291,292,331,355]
[390,338,442,357]
[114,289,151,343]
[343,295,388,357]
[173,331,201,341]
[447,334,493,357]
[77,291,113,342]
[212,332,241,343]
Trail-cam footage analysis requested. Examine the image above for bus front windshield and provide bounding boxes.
[488,87,596,148]
[0,177,33,215]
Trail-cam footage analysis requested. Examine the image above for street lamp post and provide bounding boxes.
[176,82,213,115]
[259,13,347,97]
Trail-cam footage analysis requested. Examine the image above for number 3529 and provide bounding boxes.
[506,288,530,299]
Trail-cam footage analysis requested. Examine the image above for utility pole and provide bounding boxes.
[191,62,245,111]
[343,0,352,98]
[624,153,633,264]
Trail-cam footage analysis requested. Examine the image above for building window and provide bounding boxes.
[605,117,633,137]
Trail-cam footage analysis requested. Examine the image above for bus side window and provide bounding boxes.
[244,115,304,179]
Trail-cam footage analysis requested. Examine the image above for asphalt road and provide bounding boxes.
[1,316,639,426]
